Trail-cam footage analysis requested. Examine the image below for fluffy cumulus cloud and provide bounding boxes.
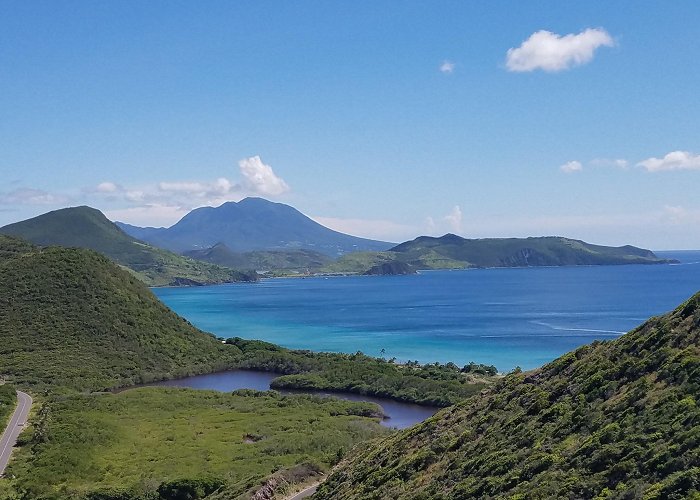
[637,151,700,172]
[560,160,583,173]
[506,28,614,72]
[239,156,290,196]
[440,60,455,74]
[96,181,119,193]
[85,155,292,226]
[444,205,463,233]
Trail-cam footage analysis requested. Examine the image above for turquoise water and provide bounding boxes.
[155,251,700,371]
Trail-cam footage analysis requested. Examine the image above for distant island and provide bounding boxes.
[117,197,393,256]
[0,199,679,283]
[323,233,677,275]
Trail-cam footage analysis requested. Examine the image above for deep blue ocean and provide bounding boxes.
[154,250,700,372]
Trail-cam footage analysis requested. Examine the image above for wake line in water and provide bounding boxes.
[531,320,625,335]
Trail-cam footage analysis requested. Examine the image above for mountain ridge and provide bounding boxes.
[0,206,257,286]
[116,197,393,256]
[387,233,677,268]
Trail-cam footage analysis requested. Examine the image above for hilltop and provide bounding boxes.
[316,289,700,499]
[0,206,257,286]
[325,234,677,274]
[0,235,242,391]
[0,236,489,499]
[0,235,490,403]
[117,197,393,256]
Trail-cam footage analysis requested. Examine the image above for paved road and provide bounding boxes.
[0,391,32,477]
[288,483,319,500]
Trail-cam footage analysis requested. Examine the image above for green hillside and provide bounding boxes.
[0,384,16,430]
[185,243,332,274]
[390,234,677,268]
[316,290,700,499]
[0,236,491,404]
[0,236,240,391]
[0,207,257,286]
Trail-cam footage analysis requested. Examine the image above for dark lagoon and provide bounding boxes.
[150,370,439,429]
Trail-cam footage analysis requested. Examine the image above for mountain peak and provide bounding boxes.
[119,198,393,256]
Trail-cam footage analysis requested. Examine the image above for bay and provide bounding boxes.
[155,251,700,371]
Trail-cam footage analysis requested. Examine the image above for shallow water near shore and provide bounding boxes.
[155,251,700,372]
[150,370,439,429]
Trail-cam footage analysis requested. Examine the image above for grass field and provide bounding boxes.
[4,387,388,499]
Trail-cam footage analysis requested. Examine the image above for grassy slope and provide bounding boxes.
[321,235,673,274]
[0,384,16,432]
[0,208,256,286]
[6,388,387,499]
[185,244,332,274]
[320,251,396,274]
[0,235,494,404]
[390,234,675,269]
[0,238,240,391]
[316,291,700,499]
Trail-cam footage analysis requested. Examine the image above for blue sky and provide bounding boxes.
[1,1,699,249]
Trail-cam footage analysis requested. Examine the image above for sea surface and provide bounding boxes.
[155,250,700,372]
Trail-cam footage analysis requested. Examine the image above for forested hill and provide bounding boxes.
[0,206,257,286]
[316,290,700,499]
[0,236,239,391]
[389,234,677,268]
[0,236,494,404]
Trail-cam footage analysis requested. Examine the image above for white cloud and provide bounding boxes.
[439,60,455,74]
[312,216,414,242]
[590,158,628,169]
[125,190,146,202]
[239,156,290,196]
[560,160,583,173]
[444,205,463,233]
[506,28,614,73]
[0,188,69,205]
[96,181,119,193]
[637,151,700,172]
[662,205,688,225]
[105,204,190,228]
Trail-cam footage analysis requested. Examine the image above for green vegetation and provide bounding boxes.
[0,236,496,403]
[0,241,392,498]
[0,207,257,286]
[316,290,700,499]
[4,388,387,499]
[323,234,677,274]
[320,251,396,274]
[185,243,332,275]
[0,383,16,430]
[0,237,240,391]
[390,234,678,268]
[231,338,496,407]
